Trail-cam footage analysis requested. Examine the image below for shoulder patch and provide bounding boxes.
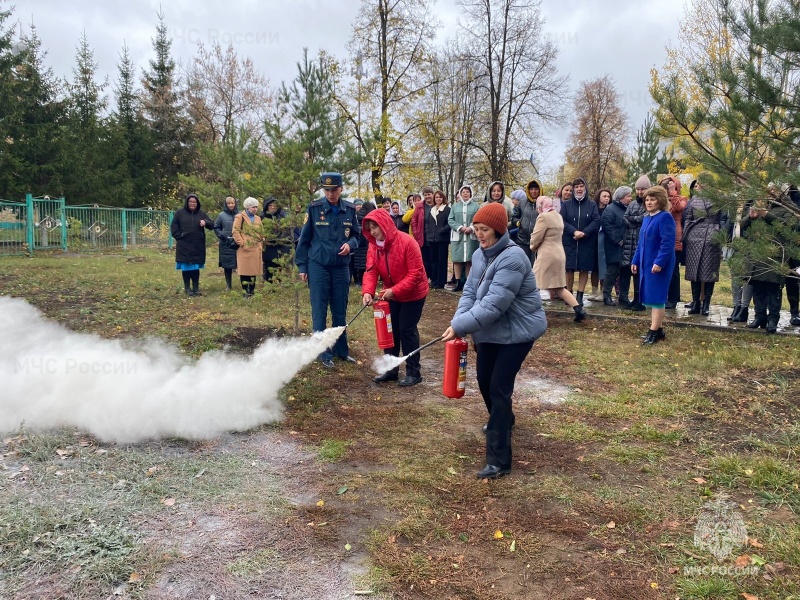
[309,199,323,208]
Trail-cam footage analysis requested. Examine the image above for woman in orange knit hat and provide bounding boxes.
[443,202,547,480]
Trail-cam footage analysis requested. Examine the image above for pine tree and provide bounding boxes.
[625,113,659,183]
[0,23,65,198]
[651,0,799,280]
[113,43,156,205]
[141,11,192,206]
[61,31,110,204]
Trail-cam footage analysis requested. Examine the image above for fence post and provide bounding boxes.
[25,193,34,256]
[168,211,174,249]
[121,209,127,250]
[60,197,67,251]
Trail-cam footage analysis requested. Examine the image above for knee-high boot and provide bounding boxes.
[687,281,702,314]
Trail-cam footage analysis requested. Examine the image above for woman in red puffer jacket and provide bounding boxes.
[362,209,429,387]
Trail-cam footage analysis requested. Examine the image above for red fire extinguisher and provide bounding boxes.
[373,300,395,349]
[442,338,468,399]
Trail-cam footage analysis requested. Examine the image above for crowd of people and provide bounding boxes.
[170,172,798,478]
[170,172,800,338]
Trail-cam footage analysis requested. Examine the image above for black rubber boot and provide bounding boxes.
[573,305,587,322]
[732,308,749,323]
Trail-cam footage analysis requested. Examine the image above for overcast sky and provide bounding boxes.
[15,0,678,172]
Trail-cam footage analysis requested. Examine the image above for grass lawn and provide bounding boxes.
[1,247,799,599]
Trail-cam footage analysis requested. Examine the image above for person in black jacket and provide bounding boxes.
[213,196,239,291]
[390,201,407,232]
[426,190,452,288]
[601,186,633,305]
[261,197,294,282]
[559,177,601,306]
[351,199,374,285]
[171,193,214,296]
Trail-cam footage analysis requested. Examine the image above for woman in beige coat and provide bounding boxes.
[232,197,264,298]
[529,197,586,322]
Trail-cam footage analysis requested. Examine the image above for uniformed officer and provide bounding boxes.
[296,172,361,368]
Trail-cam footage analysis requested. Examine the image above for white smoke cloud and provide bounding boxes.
[371,354,407,374]
[0,296,344,443]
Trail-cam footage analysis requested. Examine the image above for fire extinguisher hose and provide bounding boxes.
[345,302,371,329]
[404,335,445,359]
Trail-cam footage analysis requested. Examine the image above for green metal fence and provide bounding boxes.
[0,195,175,256]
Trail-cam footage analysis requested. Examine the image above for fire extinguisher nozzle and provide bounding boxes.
[404,335,445,358]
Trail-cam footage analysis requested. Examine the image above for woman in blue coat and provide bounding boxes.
[442,202,547,480]
[632,186,676,345]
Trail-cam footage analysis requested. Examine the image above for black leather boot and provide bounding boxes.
[700,298,711,316]
[576,291,584,307]
[686,282,701,314]
[603,295,616,306]
[747,317,768,329]
[641,329,658,345]
[573,305,587,322]
[727,306,740,321]
[790,312,800,327]
[766,317,779,334]
[732,307,749,323]
[629,291,646,311]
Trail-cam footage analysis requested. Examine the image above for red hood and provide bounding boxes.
[362,208,398,246]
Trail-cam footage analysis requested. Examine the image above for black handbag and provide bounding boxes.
[228,236,240,250]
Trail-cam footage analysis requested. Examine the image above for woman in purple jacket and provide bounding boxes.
[632,186,676,345]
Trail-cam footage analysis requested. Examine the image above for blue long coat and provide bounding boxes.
[632,210,676,305]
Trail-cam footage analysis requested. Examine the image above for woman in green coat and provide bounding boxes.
[448,184,479,291]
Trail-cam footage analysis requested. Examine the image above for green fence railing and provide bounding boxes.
[0,195,175,256]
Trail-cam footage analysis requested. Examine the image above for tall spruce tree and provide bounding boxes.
[113,43,156,205]
[1,24,65,198]
[141,11,192,206]
[61,31,110,204]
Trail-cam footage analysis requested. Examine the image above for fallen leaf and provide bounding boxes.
[128,572,141,583]
[509,539,516,552]
[194,469,206,478]
[606,521,616,529]
[650,582,658,589]
[734,555,751,567]
[668,567,679,574]
[493,530,504,539]
[748,538,764,548]
[447,467,458,475]
[337,486,348,495]
[344,543,352,551]
[692,477,707,484]
[316,499,325,507]
[146,467,157,477]
[749,555,766,566]
[161,498,175,507]
[741,594,758,600]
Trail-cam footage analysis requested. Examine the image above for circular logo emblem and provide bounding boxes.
[325,177,332,185]
[694,494,748,561]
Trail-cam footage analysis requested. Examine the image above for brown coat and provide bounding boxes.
[232,212,263,276]
[529,210,566,289]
